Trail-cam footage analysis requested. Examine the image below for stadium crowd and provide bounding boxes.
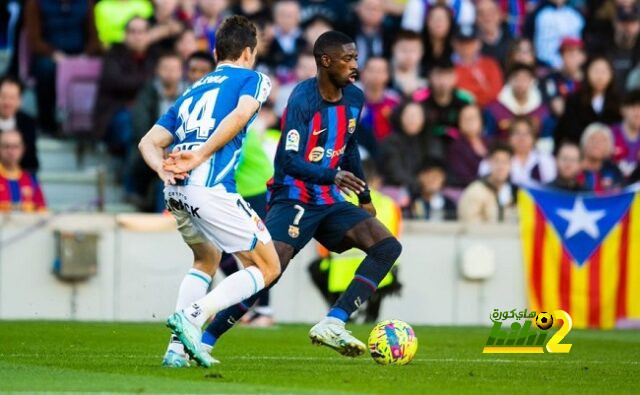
[1,0,640,222]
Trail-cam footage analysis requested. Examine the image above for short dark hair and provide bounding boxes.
[554,139,581,157]
[393,29,422,45]
[623,89,640,106]
[157,51,182,64]
[364,56,388,69]
[418,158,446,174]
[429,58,455,74]
[215,15,258,62]
[188,50,216,69]
[489,141,514,157]
[313,30,354,64]
[509,115,535,136]
[506,62,536,79]
[0,75,23,94]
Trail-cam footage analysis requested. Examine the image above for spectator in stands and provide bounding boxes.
[578,123,624,192]
[148,0,185,54]
[485,63,551,139]
[452,25,503,107]
[94,16,155,157]
[128,52,185,211]
[476,0,511,70]
[481,116,556,185]
[174,29,199,63]
[547,140,586,191]
[447,104,489,189]
[380,101,435,195]
[192,0,229,52]
[231,0,271,21]
[419,59,472,155]
[458,142,515,223]
[297,0,352,30]
[611,89,640,178]
[267,0,306,80]
[528,0,584,69]
[275,51,316,116]
[0,76,38,173]
[418,4,454,76]
[540,37,585,119]
[0,0,23,77]
[94,0,153,47]
[505,37,538,73]
[555,56,622,147]
[25,0,102,134]
[406,159,457,220]
[360,57,401,143]
[302,15,333,50]
[0,129,46,212]
[401,0,476,33]
[390,30,427,97]
[604,5,640,93]
[186,51,215,84]
[350,0,394,68]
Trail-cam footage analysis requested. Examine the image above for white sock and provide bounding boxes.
[167,268,212,355]
[184,266,265,328]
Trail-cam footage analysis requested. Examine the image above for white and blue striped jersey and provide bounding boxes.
[156,64,271,191]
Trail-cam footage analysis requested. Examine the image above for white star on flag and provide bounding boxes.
[556,197,606,239]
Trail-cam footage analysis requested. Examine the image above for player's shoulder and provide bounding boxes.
[344,83,365,105]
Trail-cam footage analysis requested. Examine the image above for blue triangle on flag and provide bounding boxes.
[527,187,635,266]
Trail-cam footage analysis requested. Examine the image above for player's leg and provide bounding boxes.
[309,204,402,357]
[167,189,280,366]
[163,241,221,367]
[201,201,319,352]
[202,241,295,352]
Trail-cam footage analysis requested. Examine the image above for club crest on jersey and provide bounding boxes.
[348,118,356,133]
[309,146,325,162]
[288,225,300,238]
[285,129,300,151]
[254,217,266,231]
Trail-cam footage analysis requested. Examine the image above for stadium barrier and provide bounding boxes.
[0,213,525,325]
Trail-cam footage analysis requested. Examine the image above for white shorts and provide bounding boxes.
[164,185,271,253]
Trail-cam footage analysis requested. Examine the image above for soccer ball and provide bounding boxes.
[536,312,553,330]
[368,320,418,365]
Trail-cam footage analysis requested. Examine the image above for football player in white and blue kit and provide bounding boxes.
[138,16,280,368]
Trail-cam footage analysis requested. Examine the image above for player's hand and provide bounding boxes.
[156,169,185,186]
[164,150,205,174]
[360,202,376,217]
[334,171,366,196]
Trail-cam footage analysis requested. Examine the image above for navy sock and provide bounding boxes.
[331,237,402,322]
[202,289,265,346]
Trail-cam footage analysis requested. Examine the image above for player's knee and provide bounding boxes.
[261,264,280,285]
[368,237,402,267]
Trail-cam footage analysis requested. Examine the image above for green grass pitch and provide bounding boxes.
[0,321,638,394]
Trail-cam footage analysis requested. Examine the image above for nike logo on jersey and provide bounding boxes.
[312,128,327,136]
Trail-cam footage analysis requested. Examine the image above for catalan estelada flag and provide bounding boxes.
[519,186,640,329]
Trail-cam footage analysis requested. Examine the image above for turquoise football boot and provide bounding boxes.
[166,311,215,368]
[162,350,191,368]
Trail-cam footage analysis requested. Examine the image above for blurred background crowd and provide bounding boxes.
[2,0,640,223]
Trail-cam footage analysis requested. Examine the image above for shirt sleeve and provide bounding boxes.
[281,99,338,185]
[239,71,272,104]
[155,103,178,134]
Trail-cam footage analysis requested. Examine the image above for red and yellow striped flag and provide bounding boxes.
[519,186,640,329]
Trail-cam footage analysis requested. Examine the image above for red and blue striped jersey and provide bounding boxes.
[268,78,370,205]
[0,165,46,212]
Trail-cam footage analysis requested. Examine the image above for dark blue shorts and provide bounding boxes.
[266,200,372,253]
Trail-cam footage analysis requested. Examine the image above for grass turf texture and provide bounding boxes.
[0,322,638,394]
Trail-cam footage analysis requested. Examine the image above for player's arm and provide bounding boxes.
[164,73,271,174]
[164,96,261,173]
[281,102,365,194]
[138,125,183,185]
[339,133,375,215]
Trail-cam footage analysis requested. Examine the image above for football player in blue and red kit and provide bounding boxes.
[165,31,402,359]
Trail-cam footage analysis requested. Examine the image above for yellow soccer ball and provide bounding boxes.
[368,320,418,365]
[536,312,554,330]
